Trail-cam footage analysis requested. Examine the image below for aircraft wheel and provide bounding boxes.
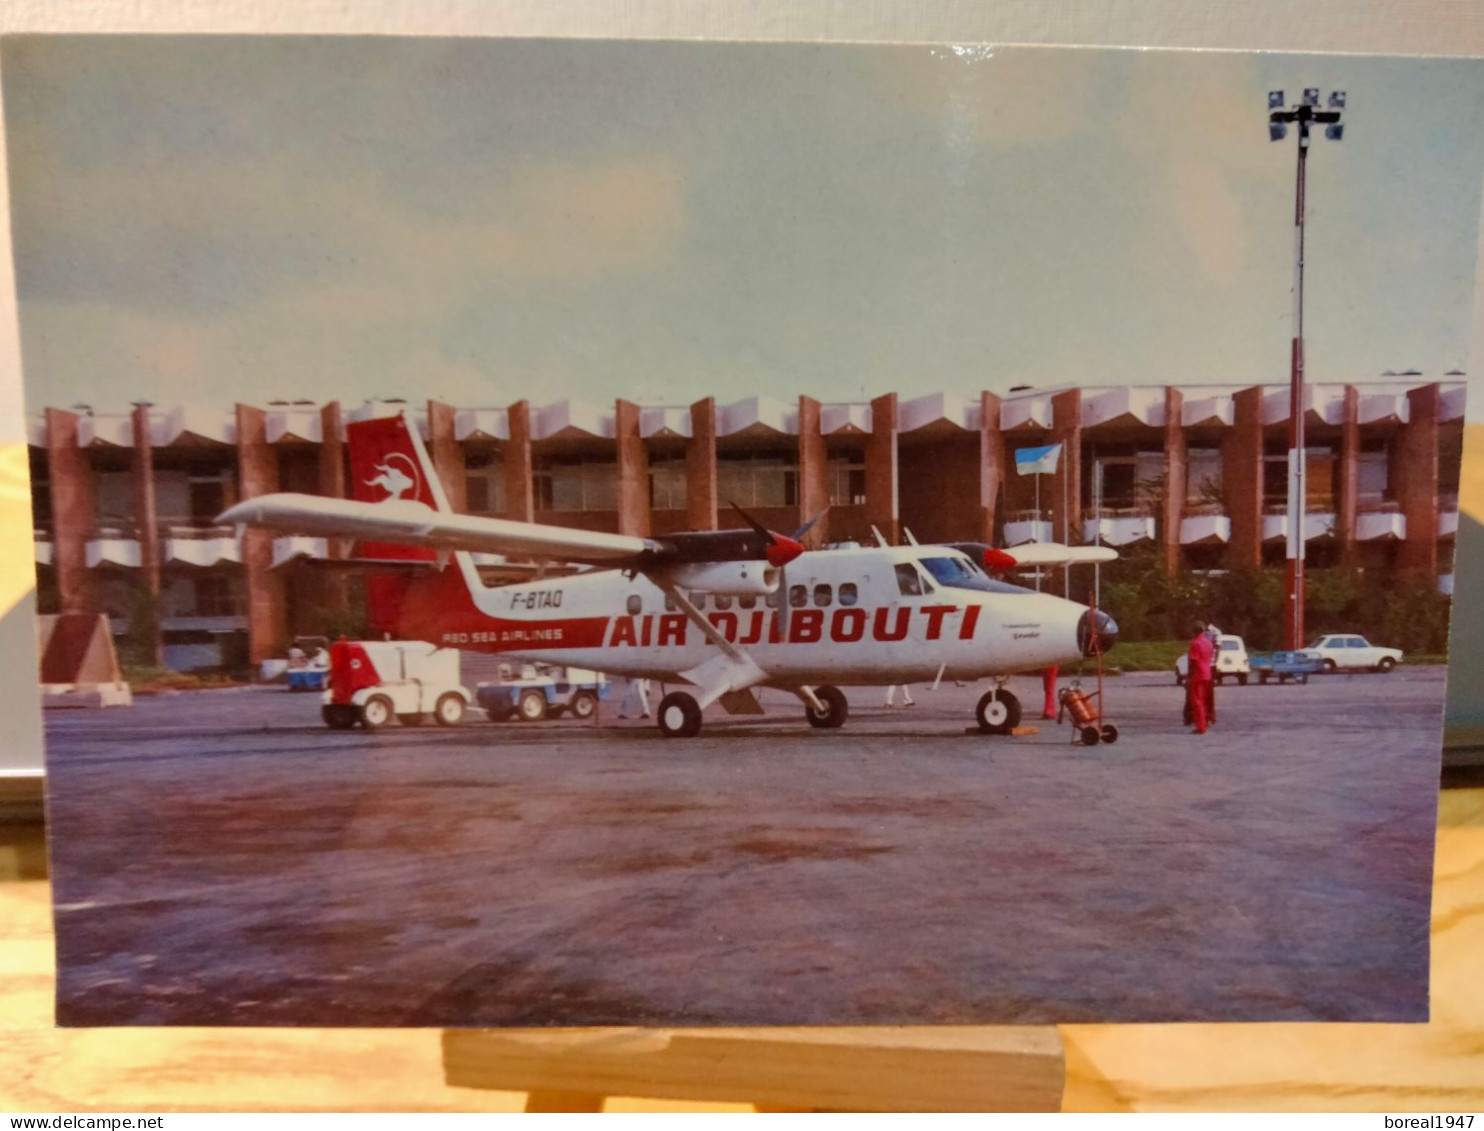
[517,690,548,722]
[397,713,426,727]
[434,693,465,727]
[1099,724,1119,745]
[1079,725,1101,746]
[975,688,1022,735]
[569,690,599,720]
[322,705,357,730]
[359,694,394,730]
[805,685,848,729]
[657,691,702,738]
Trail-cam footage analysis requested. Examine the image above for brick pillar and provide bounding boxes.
[978,391,1004,544]
[317,401,351,613]
[130,404,163,666]
[865,393,899,545]
[505,400,534,522]
[45,408,98,614]
[687,397,718,531]
[427,400,467,512]
[1223,386,1264,571]
[1395,383,1440,576]
[615,399,651,537]
[1162,387,1185,574]
[1337,386,1359,566]
[1050,389,1082,547]
[797,396,828,543]
[236,405,288,663]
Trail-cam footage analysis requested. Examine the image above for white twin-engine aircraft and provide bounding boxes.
[219,413,1119,738]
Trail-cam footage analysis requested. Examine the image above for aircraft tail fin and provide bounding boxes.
[344,411,457,630]
[346,412,451,512]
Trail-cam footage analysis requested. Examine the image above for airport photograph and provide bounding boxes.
[4,35,1480,1029]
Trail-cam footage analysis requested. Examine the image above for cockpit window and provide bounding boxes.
[918,554,1039,595]
[894,563,925,596]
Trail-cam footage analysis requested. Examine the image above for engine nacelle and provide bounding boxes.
[656,561,780,596]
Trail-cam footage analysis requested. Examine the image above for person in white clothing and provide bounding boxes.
[884,684,915,708]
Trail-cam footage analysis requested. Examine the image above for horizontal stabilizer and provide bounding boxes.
[221,494,658,563]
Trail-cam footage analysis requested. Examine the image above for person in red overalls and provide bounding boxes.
[1186,621,1215,735]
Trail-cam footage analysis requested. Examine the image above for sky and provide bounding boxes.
[3,37,1484,419]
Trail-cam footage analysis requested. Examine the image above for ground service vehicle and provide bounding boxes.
[1175,634,1251,686]
[1250,649,1325,684]
[321,639,473,729]
[477,666,608,722]
[223,413,1119,739]
[1305,634,1403,673]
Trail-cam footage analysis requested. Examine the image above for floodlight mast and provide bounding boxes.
[1268,88,1344,650]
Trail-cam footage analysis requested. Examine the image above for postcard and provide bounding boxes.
[7,36,1478,1026]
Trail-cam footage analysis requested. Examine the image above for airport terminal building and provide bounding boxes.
[28,377,1466,669]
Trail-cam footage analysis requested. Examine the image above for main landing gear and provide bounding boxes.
[975,687,1022,735]
[804,685,848,729]
[657,691,703,738]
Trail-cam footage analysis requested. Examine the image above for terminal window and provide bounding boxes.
[534,456,619,512]
[718,452,797,508]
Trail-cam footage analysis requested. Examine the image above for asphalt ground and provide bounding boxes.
[43,667,1445,1028]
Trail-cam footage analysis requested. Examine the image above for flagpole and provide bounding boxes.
[1034,472,1042,591]
[1062,462,1069,597]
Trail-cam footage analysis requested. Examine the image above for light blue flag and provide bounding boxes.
[1014,443,1062,476]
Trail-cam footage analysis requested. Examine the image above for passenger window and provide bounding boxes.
[813,584,832,607]
[692,592,707,609]
[789,584,808,608]
[894,563,924,597]
[739,595,757,609]
[839,582,859,607]
[626,594,642,616]
[664,592,677,612]
[715,594,733,610]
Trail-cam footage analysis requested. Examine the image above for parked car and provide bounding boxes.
[1250,649,1325,684]
[1306,634,1403,673]
[477,664,609,722]
[1175,634,1251,686]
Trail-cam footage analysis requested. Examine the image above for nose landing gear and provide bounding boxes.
[975,687,1022,735]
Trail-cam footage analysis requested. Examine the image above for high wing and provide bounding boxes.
[219,493,658,563]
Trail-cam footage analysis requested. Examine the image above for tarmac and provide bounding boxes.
[42,666,1446,1028]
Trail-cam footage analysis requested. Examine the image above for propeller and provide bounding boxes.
[728,503,828,641]
[728,502,807,568]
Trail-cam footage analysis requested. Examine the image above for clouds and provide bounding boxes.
[4,38,1482,418]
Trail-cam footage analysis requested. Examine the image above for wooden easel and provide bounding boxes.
[442,1025,1064,1112]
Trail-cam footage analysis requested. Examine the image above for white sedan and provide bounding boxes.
[1175,634,1251,686]
[1306,634,1403,673]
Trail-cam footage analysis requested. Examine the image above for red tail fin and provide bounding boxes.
[345,412,453,635]
[346,413,448,563]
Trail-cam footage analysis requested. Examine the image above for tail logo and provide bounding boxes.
[364,453,421,502]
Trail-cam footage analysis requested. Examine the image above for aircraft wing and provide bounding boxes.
[1004,542,1118,567]
[219,493,659,563]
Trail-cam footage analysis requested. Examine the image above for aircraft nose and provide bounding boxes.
[1077,609,1118,657]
